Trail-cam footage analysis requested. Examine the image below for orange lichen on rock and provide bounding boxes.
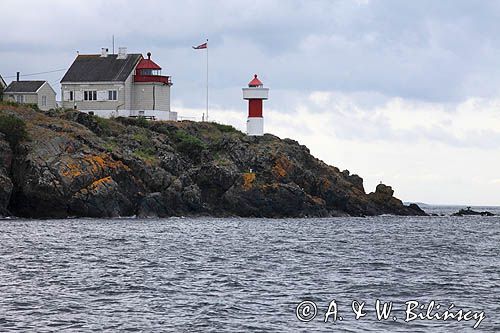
[61,154,129,179]
[242,172,256,190]
[259,183,280,191]
[320,178,332,192]
[83,154,128,173]
[310,195,325,205]
[88,176,113,191]
[61,161,83,178]
[272,155,292,179]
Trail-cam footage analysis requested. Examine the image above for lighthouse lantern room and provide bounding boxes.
[242,74,269,136]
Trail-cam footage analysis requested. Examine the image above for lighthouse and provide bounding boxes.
[242,74,269,136]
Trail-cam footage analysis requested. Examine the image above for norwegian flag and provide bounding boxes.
[192,42,207,49]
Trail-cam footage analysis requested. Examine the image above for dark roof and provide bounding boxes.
[0,74,6,88]
[60,54,142,83]
[4,80,46,93]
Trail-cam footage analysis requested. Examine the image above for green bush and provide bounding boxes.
[25,103,40,111]
[134,117,149,128]
[174,130,207,156]
[93,116,113,132]
[0,100,20,108]
[0,113,29,147]
[114,116,150,129]
[147,122,177,136]
[212,122,239,133]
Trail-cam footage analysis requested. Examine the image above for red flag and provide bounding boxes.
[193,42,207,49]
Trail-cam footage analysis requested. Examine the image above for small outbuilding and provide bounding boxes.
[3,80,56,111]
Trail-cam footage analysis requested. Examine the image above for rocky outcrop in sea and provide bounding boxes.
[451,207,495,216]
[0,103,426,218]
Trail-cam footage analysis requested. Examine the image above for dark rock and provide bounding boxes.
[138,192,169,218]
[367,184,427,216]
[407,203,427,215]
[374,183,394,197]
[69,176,136,217]
[452,207,495,216]
[0,135,13,216]
[0,169,12,216]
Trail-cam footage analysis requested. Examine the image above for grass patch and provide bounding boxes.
[132,131,150,144]
[103,140,118,153]
[132,147,158,164]
[214,154,232,166]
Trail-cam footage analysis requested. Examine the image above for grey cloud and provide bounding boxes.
[3,0,500,105]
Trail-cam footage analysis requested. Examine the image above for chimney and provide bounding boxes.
[147,52,151,60]
[117,47,127,59]
[16,72,20,81]
[101,47,108,57]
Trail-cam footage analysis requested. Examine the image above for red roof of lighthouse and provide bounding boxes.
[136,52,162,70]
[248,74,263,87]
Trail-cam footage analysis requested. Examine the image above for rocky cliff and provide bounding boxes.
[0,103,426,218]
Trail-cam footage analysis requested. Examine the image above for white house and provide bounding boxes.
[60,47,177,121]
[3,80,57,111]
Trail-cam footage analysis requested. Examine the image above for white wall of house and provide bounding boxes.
[132,82,171,112]
[61,82,126,112]
[37,82,57,111]
[124,72,134,112]
[3,90,56,111]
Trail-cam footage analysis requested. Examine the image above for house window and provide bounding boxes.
[69,91,74,101]
[42,96,47,106]
[15,95,24,103]
[84,91,97,101]
[108,90,117,101]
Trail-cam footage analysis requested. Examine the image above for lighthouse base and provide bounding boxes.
[247,117,264,136]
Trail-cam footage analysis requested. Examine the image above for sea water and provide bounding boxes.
[0,214,499,332]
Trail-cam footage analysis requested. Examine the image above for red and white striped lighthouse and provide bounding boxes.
[242,74,269,136]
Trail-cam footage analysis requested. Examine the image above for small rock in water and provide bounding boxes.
[451,207,495,216]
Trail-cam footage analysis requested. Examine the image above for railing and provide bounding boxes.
[134,75,172,85]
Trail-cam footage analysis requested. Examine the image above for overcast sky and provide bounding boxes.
[1,0,500,205]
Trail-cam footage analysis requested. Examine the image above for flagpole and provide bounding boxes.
[206,39,209,122]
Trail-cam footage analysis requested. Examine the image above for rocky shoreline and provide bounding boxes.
[0,103,427,218]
